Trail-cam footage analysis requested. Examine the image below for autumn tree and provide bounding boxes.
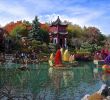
[83,26,105,45]
[67,24,83,48]
[40,23,49,32]
[67,24,83,38]
[10,25,28,38]
[5,21,31,37]
[104,35,110,49]
[67,23,106,50]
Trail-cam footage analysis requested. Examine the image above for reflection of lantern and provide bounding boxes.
[102,73,110,86]
[93,68,98,74]
[63,71,74,87]
[102,74,106,81]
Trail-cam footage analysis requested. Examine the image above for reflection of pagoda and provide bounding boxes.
[49,16,68,48]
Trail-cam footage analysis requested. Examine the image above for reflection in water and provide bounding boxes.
[49,68,62,96]
[93,68,103,80]
[1,62,109,100]
[48,64,101,99]
[63,70,74,87]
[102,73,110,86]
[48,67,74,88]
[48,67,53,78]
[93,67,110,86]
[48,67,75,98]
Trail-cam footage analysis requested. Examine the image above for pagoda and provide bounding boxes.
[49,16,68,48]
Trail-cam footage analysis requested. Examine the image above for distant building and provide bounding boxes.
[49,16,68,48]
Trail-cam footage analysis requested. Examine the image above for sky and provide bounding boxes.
[0,0,110,35]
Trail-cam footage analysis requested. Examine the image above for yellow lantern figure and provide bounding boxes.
[63,49,70,62]
[49,53,54,67]
[69,55,75,63]
[49,53,54,60]
[102,65,107,71]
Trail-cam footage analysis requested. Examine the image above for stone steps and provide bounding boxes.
[5,54,14,62]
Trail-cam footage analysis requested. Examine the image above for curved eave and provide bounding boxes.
[50,24,68,27]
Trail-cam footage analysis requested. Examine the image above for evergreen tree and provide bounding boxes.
[29,16,41,40]
[38,29,49,43]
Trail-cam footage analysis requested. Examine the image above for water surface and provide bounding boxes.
[0,62,107,100]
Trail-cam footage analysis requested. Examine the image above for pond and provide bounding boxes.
[0,62,109,100]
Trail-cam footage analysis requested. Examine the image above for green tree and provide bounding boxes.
[38,29,49,43]
[10,25,28,38]
[29,16,41,40]
[67,24,83,38]
[29,16,49,44]
[30,40,42,52]
[67,24,105,50]
[80,42,102,53]
[67,24,83,48]
[23,20,31,26]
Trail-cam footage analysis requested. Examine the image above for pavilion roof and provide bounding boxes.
[51,16,67,26]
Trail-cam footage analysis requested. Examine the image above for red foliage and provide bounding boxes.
[4,21,22,34]
[4,21,50,35]
[40,23,49,32]
[4,21,31,34]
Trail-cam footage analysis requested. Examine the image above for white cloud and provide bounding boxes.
[0,0,109,35]
[0,0,33,26]
[25,0,105,27]
[39,10,104,27]
[0,1,29,17]
[39,10,105,35]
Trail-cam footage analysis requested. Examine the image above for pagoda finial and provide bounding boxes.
[57,16,61,23]
[51,16,67,26]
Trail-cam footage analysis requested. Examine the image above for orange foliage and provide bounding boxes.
[4,21,31,34]
[40,23,49,32]
[4,21,49,35]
